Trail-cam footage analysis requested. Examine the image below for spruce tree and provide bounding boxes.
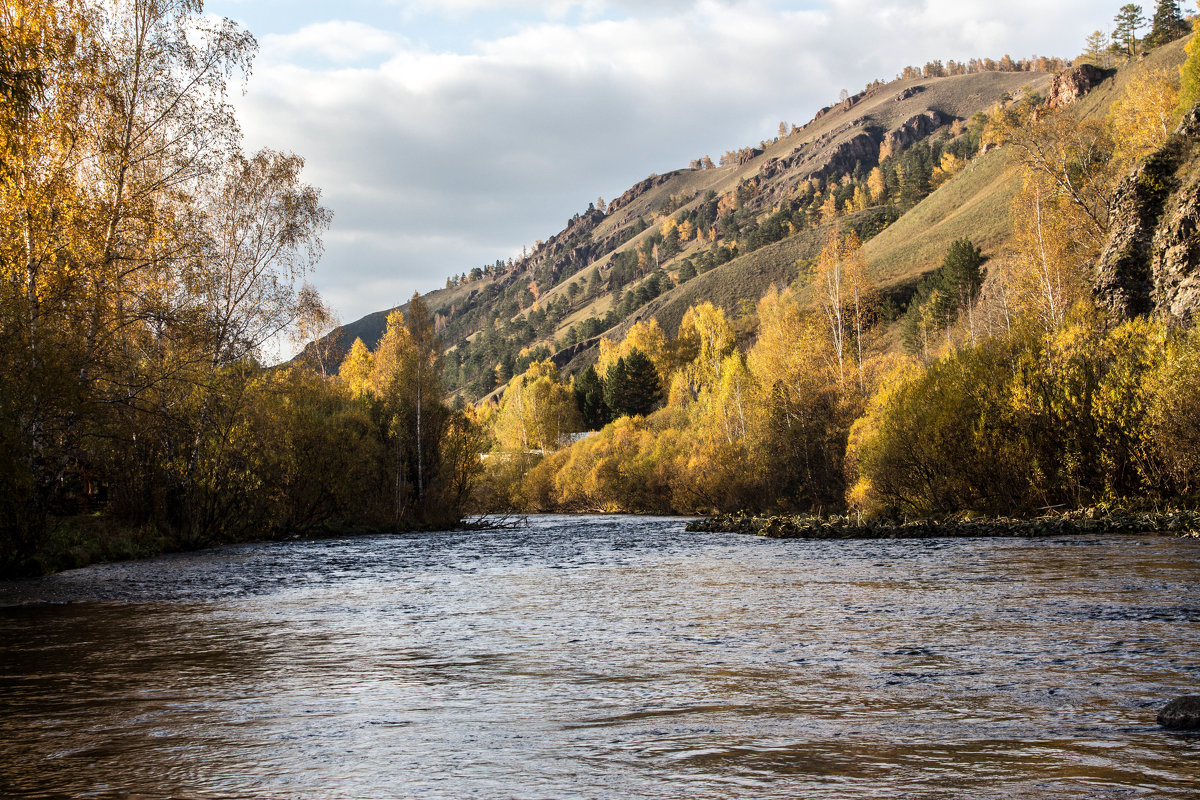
[603,357,630,418]
[937,238,985,310]
[574,365,609,430]
[620,350,664,417]
[603,350,663,419]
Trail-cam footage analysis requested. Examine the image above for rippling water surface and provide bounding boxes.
[2,515,1198,798]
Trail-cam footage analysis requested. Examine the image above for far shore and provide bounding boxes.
[687,509,1200,540]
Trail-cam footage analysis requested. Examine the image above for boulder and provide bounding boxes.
[1157,695,1200,730]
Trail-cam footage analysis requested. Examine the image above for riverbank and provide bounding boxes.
[1,514,472,580]
[686,509,1200,539]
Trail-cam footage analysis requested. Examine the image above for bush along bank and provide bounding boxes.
[686,508,1200,540]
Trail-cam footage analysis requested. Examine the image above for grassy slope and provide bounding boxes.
[860,147,1022,290]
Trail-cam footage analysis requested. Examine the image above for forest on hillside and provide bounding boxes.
[458,2,1200,519]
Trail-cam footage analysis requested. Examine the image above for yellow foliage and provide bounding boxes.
[338,338,374,396]
[819,193,839,223]
[852,185,870,212]
[1108,68,1181,171]
[369,310,415,398]
[1177,5,1200,115]
[1005,179,1094,332]
[677,302,735,390]
[931,152,966,187]
[596,319,671,386]
[867,167,886,203]
[493,360,581,452]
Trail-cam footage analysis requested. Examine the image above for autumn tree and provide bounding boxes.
[292,284,342,377]
[199,150,332,366]
[339,338,374,395]
[867,166,886,204]
[675,302,735,396]
[1109,68,1181,168]
[744,287,846,508]
[493,360,581,452]
[1178,3,1200,115]
[813,229,873,392]
[1001,108,1120,258]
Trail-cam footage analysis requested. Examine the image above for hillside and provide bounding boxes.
[310,43,1186,401]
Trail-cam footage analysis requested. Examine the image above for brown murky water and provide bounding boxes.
[1,515,1198,798]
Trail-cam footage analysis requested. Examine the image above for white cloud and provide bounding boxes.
[260,21,409,65]
[229,0,1117,324]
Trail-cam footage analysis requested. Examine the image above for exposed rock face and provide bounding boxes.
[882,110,952,154]
[1095,104,1200,324]
[894,85,925,102]
[1046,64,1112,109]
[550,335,602,371]
[813,131,884,180]
[606,172,676,216]
[737,147,763,166]
[1157,695,1200,730]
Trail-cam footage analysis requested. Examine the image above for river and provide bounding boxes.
[1,515,1198,798]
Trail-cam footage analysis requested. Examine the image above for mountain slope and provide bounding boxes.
[308,48,1185,400]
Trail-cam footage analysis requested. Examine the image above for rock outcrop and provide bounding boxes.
[813,131,884,180]
[1094,104,1200,323]
[1046,64,1112,109]
[606,171,677,216]
[882,110,952,154]
[737,147,763,166]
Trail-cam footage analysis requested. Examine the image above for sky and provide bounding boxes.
[204,0,1123,328]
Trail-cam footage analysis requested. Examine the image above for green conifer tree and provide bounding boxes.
[603,350,663,419]
[1113,4,1148,56]
[620,349,664,417]
[1148,0,1189,46]
[574,366,609,430]
[603,357,630,418]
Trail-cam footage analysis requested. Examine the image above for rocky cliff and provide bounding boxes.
[1095,103,1200,323]
[1046,64,1113,109]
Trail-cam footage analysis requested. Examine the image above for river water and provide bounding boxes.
[1,515,1198,799]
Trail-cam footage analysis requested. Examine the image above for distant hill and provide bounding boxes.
[304,41,1188,401]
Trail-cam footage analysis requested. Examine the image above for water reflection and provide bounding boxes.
[1,516,1198,799]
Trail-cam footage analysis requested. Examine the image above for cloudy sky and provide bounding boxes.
[205,0,1120,327]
